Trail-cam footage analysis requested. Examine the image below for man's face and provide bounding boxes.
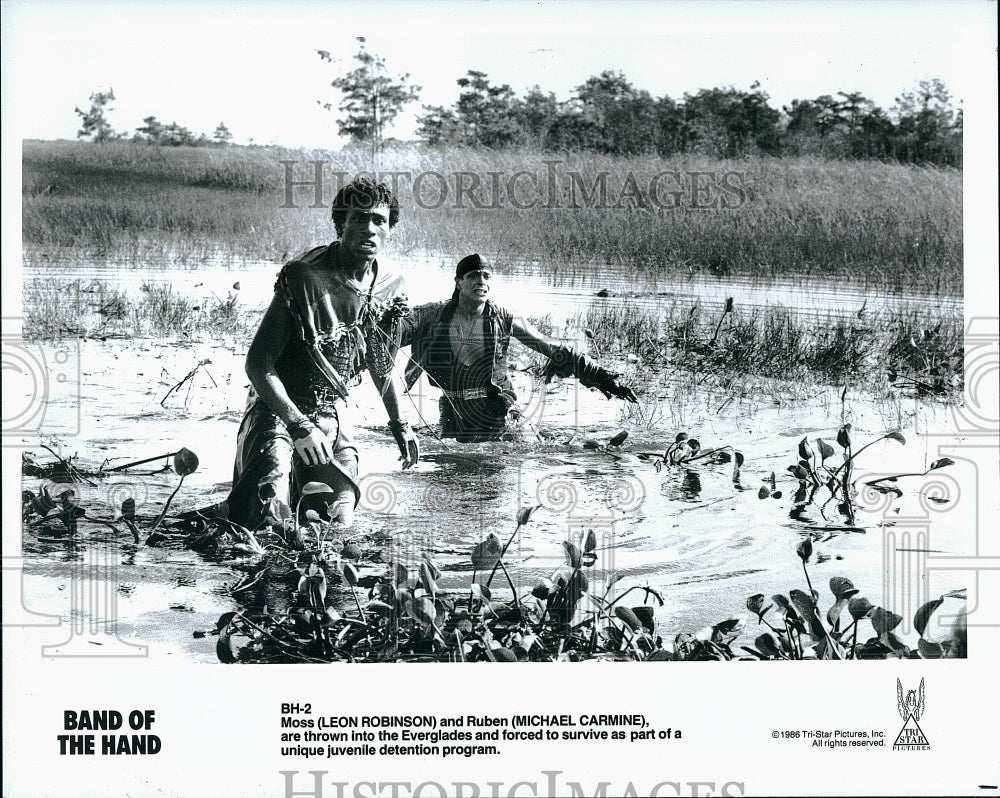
[340,203,391,259]
[456,269,492,304]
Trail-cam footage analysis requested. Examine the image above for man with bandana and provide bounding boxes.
[397,254,637,442]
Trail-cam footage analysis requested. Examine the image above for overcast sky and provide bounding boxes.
[2,0,995,149]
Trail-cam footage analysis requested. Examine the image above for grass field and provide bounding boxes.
[577,298,962,395]
[22,140,962,294]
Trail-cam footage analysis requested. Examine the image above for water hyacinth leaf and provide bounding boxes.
[530,580,550,600]
[31,487,58,517]
[787,464,809,481]
[713,617,745,645]
[796,538,813,563]
[885,431,906,445]
[746,594,771,620]
[214,611,238,633]
[789,589,817,618]
[918,639,943,659]
[817,635,846,660]
[173,447,199,476]
[724,297,735,313]
[758,486,770,500]
[301,481,335,496]
[608,430,628,447]
[422,553,441,580]
[848,596,873,621]
[342,562,359,587]
[298,572,327,608]
[816,438,835,461]
[913,597,945,638]
[870,607,902,634]
[827,598,848,629]
[694,624,715,643]
[930,457,955,471]
[583,439,601,450]
[563,540,582,569]
[771,594,791,613]
[516,504,540,526]
[829,576,858,600]
[471,533,502,569]
[413,597,435,626]
[305,509,321,522]
[365,600,393,616]
[798,437,814,462]
[216,629,237,664]
[615,606,642,631]
[341,542,362,560]
[836,425,852,449]
[943,588,967,600]
[393,562,408,585]
[687,439,701,453]
[419,561,439,596]
[583,528,597,553]
[121,497,136,521]
[754,633,782,658]
[493,647,517,662]
[734,451,745,468]
[675,432,689,444]
[631,606,656,635]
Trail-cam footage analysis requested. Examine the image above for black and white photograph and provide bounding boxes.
[3,1,997,796]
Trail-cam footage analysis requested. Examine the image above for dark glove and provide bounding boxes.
[388,419,419,469]
[586,367,638,402]
[544,347,638,402]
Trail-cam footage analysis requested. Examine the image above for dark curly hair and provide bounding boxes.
[330,177,400,237]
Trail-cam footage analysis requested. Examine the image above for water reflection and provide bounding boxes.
[659,468,703,502]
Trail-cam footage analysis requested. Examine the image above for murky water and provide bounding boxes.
[16,258,969,661]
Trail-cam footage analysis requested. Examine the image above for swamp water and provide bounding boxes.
[16,258,969,662]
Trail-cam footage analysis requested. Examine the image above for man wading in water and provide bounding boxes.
[398,254,637,442]
[225,178,419,528]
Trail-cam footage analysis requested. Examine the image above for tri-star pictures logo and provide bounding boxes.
[894,677,930,750]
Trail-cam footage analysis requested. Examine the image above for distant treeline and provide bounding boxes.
[416,71,962,166]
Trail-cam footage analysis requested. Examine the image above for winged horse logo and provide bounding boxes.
[897,677,926,722]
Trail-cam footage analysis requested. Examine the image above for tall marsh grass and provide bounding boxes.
[577,298,962,392]
[22,141,961,294]
[23,277,261,341]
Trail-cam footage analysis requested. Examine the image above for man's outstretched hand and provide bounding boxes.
[389,419,420,469]
[593,369,638,403]
[608,377,638,403]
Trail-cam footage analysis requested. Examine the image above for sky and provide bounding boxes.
[2,0,996,149]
